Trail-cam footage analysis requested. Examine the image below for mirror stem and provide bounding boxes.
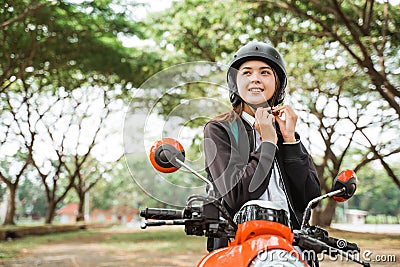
[175,158,215,194]
[301,187,346,230]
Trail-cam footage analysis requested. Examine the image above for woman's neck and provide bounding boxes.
[243,103,255,117]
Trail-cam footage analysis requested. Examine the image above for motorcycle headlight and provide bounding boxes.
[234,201,290,227]
[249,249,308,267]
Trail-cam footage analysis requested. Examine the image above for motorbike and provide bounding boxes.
[140,137,371,267]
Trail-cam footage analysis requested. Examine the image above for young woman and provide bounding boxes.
[203,41,321,251]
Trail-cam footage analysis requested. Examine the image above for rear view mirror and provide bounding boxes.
[332,170,357,202]
[149,138,185,173]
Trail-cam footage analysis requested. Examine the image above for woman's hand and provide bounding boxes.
[273,105,297,143]
[254,107,277,144]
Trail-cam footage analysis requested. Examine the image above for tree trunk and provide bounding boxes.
[76,193,85,222]
[317,199,337,226]
[311,203,322,226]
[45,200,56,224]
[3,184,16,225]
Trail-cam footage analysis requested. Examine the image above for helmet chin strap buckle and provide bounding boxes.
[247,101,277,130]
[247,101,272,113]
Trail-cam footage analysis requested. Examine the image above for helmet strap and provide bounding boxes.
[232,92,272,114]
[247,101,271,112]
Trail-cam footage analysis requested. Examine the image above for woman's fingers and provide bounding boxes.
[273,105,298,122]
[273,105,297,142]
[255,107,277,143]
[255,107,273,124]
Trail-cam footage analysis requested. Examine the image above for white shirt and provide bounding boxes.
[241,111,290,217]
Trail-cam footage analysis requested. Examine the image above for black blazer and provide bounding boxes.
[203,116,320,230]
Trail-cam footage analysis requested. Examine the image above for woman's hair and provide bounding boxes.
[214,68,281,123]
[213,102,244,122]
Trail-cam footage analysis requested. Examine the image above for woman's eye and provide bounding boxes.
[261,71,271,75]
[242,71,251,75]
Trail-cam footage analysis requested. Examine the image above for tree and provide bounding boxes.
[143,0,399,226]
[0,89,35,225]
[274,0,400,116]
[29,85,124,224]
[0,0,161,225]
[1,0,147,94]
[71,158,114,221]
[271,0,400,191]
[64,87,121,222]
[28,89,76,224]
[285,40,398,225]
[0,0,48,94]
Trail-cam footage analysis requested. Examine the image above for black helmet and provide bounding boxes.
[227,42,287,107]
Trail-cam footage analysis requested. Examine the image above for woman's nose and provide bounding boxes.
[249,73,261,83]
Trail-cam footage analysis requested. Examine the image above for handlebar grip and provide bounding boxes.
[327,236,360,252]
[140,208,185,220]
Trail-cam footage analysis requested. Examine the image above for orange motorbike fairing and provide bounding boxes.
[230,220,293,245]
[197,220,308,267]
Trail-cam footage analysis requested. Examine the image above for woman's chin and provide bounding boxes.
[245,98,267,105]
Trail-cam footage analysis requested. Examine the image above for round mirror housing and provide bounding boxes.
[149,138,185,173]
[332,169,357,202]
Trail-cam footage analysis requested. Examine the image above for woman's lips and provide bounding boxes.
[248,87,264,92]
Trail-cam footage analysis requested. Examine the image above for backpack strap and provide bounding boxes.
[229,120,239,145]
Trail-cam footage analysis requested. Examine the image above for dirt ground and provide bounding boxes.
[0,227,398,267]
[0,227,203,267]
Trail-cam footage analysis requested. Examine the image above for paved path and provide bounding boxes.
[0,242,140,267]
[0,227,202,267]
[1,225,398,267]
[331,223,400,234]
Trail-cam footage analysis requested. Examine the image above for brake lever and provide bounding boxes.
[310,226,360,252]
[296,232,370,267]
[140,219,187,229]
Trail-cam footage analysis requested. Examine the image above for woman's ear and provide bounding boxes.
[230,91,242,107]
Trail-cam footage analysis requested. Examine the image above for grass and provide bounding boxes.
[0,226,206,259]
[101,228,205,253]
[0,229,97,259]
[0,225,399,266]
[326,227,400,244]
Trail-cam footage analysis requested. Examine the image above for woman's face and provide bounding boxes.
[236,60,276,105]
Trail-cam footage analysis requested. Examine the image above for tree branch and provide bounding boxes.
[331,0,371,60]
[363,0,375,33]
[355,125,400,189]
[0,2,47,29]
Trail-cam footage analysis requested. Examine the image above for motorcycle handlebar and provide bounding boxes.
[140,208,185,220]
[326,236,360,252]
[295,228,359,253]
[306,226,360,253]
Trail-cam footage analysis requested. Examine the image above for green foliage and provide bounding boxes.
[1,0,160,94]
[123,154,203,208]
[17,178,47,218]
[350,165,400,216]
[90,162,138,210]
[0,183,5,203]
